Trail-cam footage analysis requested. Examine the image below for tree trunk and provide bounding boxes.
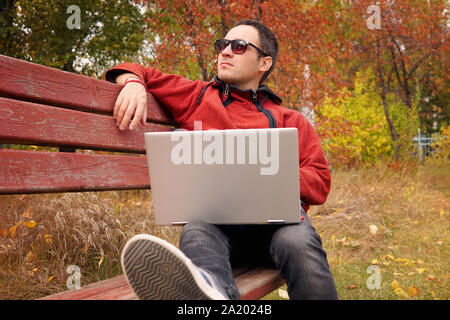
[376,36,400,160]
[380,86,400,160]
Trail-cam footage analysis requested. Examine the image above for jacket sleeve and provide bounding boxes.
[104,62,207,125]
[284,110,331,208]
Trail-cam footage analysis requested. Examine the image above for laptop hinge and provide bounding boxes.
[171,222,188,226]
[267,219,285,224]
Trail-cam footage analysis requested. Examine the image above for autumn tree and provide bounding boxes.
[341,0,448,158]
[1,0,147,77]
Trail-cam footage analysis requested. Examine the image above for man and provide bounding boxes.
[104,19,338,300]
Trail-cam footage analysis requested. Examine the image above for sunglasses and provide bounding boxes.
[214,39,270,57]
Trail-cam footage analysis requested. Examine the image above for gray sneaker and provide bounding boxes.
[121,234,229,300]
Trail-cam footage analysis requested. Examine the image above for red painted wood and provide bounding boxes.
[37,275,131,300]
[236,267,285,300]
[0,149,151,194]
[38,268,284,300]
[83,282,137,300]
[0,97,173,153]
[0,54,176,125]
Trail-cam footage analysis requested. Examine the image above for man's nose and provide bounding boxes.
[221,43,233,57]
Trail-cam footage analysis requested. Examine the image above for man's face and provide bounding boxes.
[217,25,269,90]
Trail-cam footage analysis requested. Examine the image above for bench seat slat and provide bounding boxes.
[0,97,173,153]
[37,268,284,300]
[0,149,150,194]
[0,54,176,125]
[234,267,285,300]
[38,276,132,300]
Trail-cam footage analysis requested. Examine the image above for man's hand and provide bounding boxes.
[114,73,148,131]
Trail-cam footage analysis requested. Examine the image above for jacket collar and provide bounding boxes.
[212,76,282,105]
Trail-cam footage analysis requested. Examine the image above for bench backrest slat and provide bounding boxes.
[0,149,150,194]
[0,54,176,125]
[0,54,180,194]
[0,97,173,153]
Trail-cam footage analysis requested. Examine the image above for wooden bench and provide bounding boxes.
[0,54,285,300]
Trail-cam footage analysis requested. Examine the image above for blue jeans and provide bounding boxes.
[179,209,338,300]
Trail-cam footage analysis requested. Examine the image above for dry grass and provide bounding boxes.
[0,190,181,299]
[0,161,448,300]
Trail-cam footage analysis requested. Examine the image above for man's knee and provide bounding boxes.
[269,222,324,265]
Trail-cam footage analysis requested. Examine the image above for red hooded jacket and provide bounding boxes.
[105,63,331,212]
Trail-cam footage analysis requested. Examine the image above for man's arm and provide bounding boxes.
[284,110,331,211]
[105,63,207,131]
[106,70,148,130]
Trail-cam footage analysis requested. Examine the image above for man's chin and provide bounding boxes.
[217,72,234,84]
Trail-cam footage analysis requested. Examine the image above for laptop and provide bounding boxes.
[144,128,300,225]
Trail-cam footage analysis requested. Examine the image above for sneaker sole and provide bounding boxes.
[121,234,222,300]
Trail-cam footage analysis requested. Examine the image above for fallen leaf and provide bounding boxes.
[415,268,426,274]
[9,224,18,238]
[98,248,105,267]
[394,272,403,277]
[391,280,401,290]
[81,243,89,253]
[393,287,409,299]
[44,234,53,245]
[385,254,395,260]
[371,259,378,265]
[21,220,37,228]
[407,286,420,297]
[347,284,358,290]
[47,275,55,283]
[427,275,437,281]
[416,259,424,264]
[369,224,378,236]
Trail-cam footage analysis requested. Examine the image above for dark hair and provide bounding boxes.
[233,19,278,85]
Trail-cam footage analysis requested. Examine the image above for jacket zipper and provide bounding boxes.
[224,83,230,96]
[251,90,277,128]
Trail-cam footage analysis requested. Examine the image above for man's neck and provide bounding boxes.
[226,80,260,92]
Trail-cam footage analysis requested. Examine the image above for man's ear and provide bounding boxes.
[259,56,273,73]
